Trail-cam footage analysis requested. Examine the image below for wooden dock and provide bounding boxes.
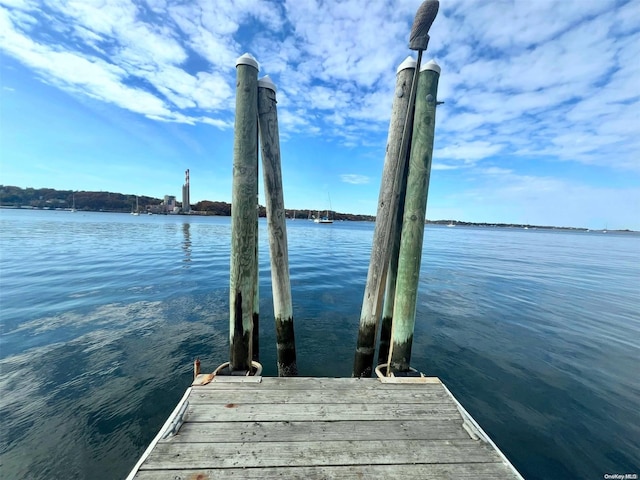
[127,376,523,479]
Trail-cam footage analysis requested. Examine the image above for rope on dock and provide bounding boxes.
[213,361,263,377]
[374,363,424,379]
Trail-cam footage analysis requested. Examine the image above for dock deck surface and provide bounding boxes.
[128,376,523,479]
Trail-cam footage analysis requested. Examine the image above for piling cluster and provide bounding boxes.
[228,53,297,377]
[354,0,441,377]
[224,0,441,379]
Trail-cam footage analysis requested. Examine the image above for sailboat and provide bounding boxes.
[314,213,333,224]
[314,193,334,224]
[70,193,77,212]
[131,196,140,216]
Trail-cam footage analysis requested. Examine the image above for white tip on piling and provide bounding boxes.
[420,59,441,74]
[258,75,277,92]
[397,56,417,73]
[236,52,259,70]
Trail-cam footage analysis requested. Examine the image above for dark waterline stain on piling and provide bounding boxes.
[275,317,298,376]
[389,336,414,373]
[378,316,393,365]
[353,323,377,377]
[230,291,250,372]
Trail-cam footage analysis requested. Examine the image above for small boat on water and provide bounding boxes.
[314,213,333,224]
[314,194,334,223]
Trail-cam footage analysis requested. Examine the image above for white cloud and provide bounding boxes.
[306,85,352,111]
[428,0,640,174]
[200,117,233,129]
[431,163,462,171]
[0,1,238,124]
[0,0,638,178]
[435,141,504,163]
[340,174,370,185]
[0,17,174,118]
[481,167,513,176]
[0,0,34,8]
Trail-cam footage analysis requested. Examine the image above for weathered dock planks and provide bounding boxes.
[127,377,523,480]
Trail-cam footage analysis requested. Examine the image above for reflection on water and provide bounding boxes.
[182,222,191,266]
[0,296,229,480]
[0,210,638,479]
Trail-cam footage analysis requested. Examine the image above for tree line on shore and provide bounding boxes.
[2,185,608,230]
[0,186,376,221]
[1,186,164,213]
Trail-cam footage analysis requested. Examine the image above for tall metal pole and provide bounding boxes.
[229,53,259,374]
[352,57,417,378]
[252,201,259,364]
[253,110,260,364]
[257,75,298,376]
[387,60,441,374]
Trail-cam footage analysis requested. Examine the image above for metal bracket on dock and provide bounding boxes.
[160,400,189,439]
[124,387,193,480]
[440,383,490,443]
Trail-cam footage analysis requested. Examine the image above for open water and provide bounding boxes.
[0,209,638,479]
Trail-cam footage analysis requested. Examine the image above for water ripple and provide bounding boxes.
[1,211,638,479]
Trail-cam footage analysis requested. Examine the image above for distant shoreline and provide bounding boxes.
[2,205,636,233]
[425,220,637,233]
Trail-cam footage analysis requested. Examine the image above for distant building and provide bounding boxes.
[163,195,177,214]
[182,169,191,213]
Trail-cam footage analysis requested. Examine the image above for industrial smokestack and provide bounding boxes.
[183,169,191,213]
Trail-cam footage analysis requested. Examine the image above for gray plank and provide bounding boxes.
[129,377,523,480]
[196,376,443,390]
[134,462,520,479]
[141,439,502,470]
[188,387,450,404]
[166,419,469,443]
[185,402,460,422]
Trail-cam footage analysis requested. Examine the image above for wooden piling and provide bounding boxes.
[353,57,417,378]
[258,75,298,376]
[387,60,440,374]
[378,125,412,365]
[229,53,259,374]
[379,59,417,366]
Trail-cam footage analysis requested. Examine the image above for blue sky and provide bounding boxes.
[1,0,639,230]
